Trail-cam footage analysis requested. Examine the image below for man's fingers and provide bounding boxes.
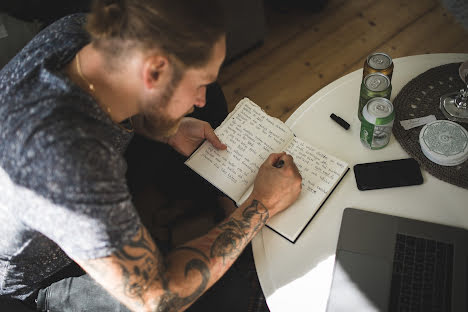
[266,153,301,177]
[265,152,287,166]
[204,123,227,150]
[280,155,298,172]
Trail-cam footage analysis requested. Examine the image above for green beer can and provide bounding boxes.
[360,97,395,150]
[358,73,392,121]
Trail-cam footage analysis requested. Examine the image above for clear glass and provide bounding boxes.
[439,61,468,123]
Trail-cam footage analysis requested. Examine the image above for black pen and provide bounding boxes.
[274,159,285,168]
[330,113,350,130]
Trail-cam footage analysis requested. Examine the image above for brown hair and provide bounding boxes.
[86,0,225,67]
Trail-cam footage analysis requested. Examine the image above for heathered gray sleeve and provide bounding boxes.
[15,125,141,260]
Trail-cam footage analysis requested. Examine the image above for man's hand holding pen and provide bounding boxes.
[273,159,285,168]
[249,152,302,218]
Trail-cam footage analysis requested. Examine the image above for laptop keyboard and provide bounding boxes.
[389,233,454,312]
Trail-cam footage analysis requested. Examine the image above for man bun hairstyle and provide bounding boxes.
[87,0,127,39]
[86,0,226,67]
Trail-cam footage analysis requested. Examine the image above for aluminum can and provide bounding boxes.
[360,97,395,150]
[358,73,392,121]
[363,52,394,80]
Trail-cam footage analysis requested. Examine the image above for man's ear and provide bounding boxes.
[143,55,169,90]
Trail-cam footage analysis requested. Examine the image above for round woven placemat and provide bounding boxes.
[392,62,468,189]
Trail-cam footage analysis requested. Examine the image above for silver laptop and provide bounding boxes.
[327,208,468,312]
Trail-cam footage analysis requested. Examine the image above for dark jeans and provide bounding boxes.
[35,83,251,312]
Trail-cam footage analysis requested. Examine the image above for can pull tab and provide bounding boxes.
[374,56,385,65]
[369,79,381,89]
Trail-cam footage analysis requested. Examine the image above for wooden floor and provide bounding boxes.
[218,0,468,122]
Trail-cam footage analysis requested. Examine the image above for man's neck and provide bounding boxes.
[65,44,140,123]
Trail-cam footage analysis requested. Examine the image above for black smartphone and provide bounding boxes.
[354,158,423,191]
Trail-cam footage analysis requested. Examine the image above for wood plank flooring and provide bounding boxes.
[219,0,468,121]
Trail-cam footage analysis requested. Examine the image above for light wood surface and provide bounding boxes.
[219,0,468,121]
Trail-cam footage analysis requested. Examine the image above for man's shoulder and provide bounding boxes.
[0,13,88,88]
[24,13,88,49]
[43,13,88,37]
[27,105,123,167]
[1,96,125,184]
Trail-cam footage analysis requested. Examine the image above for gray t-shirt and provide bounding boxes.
[0,14,141,300]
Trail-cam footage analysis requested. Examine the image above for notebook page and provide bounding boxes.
[185,98,294,203]
[266,137,348,242]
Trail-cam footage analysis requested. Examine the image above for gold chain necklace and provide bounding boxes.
[75,51,134,133]
[76,51,94,92]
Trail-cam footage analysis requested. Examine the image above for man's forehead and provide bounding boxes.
[203,72,218,81]
[204,36,225,80]
[188,37,225,81]
[188,63,219,83]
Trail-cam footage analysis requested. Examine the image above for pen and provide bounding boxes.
[330,113,350,130]
[274,159,284,168]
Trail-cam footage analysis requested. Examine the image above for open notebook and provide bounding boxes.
[185,98,349,242]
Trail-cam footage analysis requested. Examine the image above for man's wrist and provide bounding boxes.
[246,193,274,220]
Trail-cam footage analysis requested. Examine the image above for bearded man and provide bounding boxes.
[0,1,302,311]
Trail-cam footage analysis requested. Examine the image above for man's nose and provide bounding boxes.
[194,87,207,108]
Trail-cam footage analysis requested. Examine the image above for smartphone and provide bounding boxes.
[354,158,423,191]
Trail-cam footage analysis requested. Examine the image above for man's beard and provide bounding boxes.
[140,63,186,138]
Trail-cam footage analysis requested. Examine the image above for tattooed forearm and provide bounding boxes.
[110,228,165,303]
[82,226,211,311]
[114,227,155,261]
[80,200,269,312]
[210,199,269,263]
[242,199,269,234]
[113,229,212,311]
[172,246,210,262]
[157,258,210,312]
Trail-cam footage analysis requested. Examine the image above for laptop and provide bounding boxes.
[326,208,468,312]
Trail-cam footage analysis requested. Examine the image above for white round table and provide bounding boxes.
[252,53,468,312]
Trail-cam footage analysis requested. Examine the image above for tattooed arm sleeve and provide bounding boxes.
[74,199,269,312]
